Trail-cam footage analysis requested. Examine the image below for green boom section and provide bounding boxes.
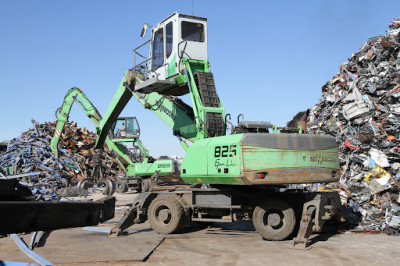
[131,59,226,148]
[95,72,133,149]
[182,59,225,139]
[96,58,225,152]
[50,87,174,178]
[51,87,136,169]
[132,90,198,141]
[180,133,340,185]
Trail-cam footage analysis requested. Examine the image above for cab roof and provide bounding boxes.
[156,12,207,27]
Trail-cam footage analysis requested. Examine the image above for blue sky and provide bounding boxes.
[0,0,399,156]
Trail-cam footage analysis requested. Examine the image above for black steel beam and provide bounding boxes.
[0,197,115,234]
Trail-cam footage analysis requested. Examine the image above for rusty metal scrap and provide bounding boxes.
[0,120,122,200]
[305,18,400,234]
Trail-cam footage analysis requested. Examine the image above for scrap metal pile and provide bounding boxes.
[0,120,121,199]
[306,18,400,233]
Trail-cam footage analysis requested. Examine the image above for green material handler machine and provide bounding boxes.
[55,13,344,248]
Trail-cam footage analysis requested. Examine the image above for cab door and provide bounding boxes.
[150,21,177,80]
[165,21,177,78]
[150,26,166,79]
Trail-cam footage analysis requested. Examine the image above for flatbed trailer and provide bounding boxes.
[0,179,115,235]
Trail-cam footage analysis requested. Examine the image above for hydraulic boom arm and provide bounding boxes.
[95,59,226,152]
[50,87,136,172]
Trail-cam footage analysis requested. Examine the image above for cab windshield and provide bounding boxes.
[113,119,139,138]
[181,21,204,42]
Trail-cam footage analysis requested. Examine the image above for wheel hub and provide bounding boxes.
[267,213,281,227]
[159,209,171,222]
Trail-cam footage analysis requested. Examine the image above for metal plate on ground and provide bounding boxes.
[0,222,164,264]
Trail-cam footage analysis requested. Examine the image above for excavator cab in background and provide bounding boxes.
[50,88,179,194]
[109,116,149,163]
[110,117,140,140]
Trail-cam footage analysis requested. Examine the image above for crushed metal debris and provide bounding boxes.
[0,120,122,200]
[305,17,400,234]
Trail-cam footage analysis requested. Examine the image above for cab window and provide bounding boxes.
[166,22,173,58]
[152,28,164,71]
[181,21,204,42]
[126,118,139,136]
[113,120,125,138]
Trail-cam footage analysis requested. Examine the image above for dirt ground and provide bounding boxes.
[1,192,399,265]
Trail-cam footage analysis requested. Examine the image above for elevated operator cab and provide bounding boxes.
[149,12,208,80]
[134,12,208,96]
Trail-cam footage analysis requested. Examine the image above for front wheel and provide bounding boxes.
[115,180,128,193]
[148,195,187,234]
[252,199,295,241]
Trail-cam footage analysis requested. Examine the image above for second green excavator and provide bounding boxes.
[51,87,180,193]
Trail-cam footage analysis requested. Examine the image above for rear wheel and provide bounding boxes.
[148,195,187,234]
[252,199,295,241]
[141,178,152,192]
[136,183,142,193]
[115,180,128,193]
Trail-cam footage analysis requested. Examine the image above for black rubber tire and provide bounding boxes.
[141,178,152,192]
[115,180,128,193]
[148,195,186,234]
[252,199,296,241]
[174,195,189,231]
[99,178,115,196]
[136,183,142,193]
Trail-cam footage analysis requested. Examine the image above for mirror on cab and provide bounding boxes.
[140,23,149,37]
